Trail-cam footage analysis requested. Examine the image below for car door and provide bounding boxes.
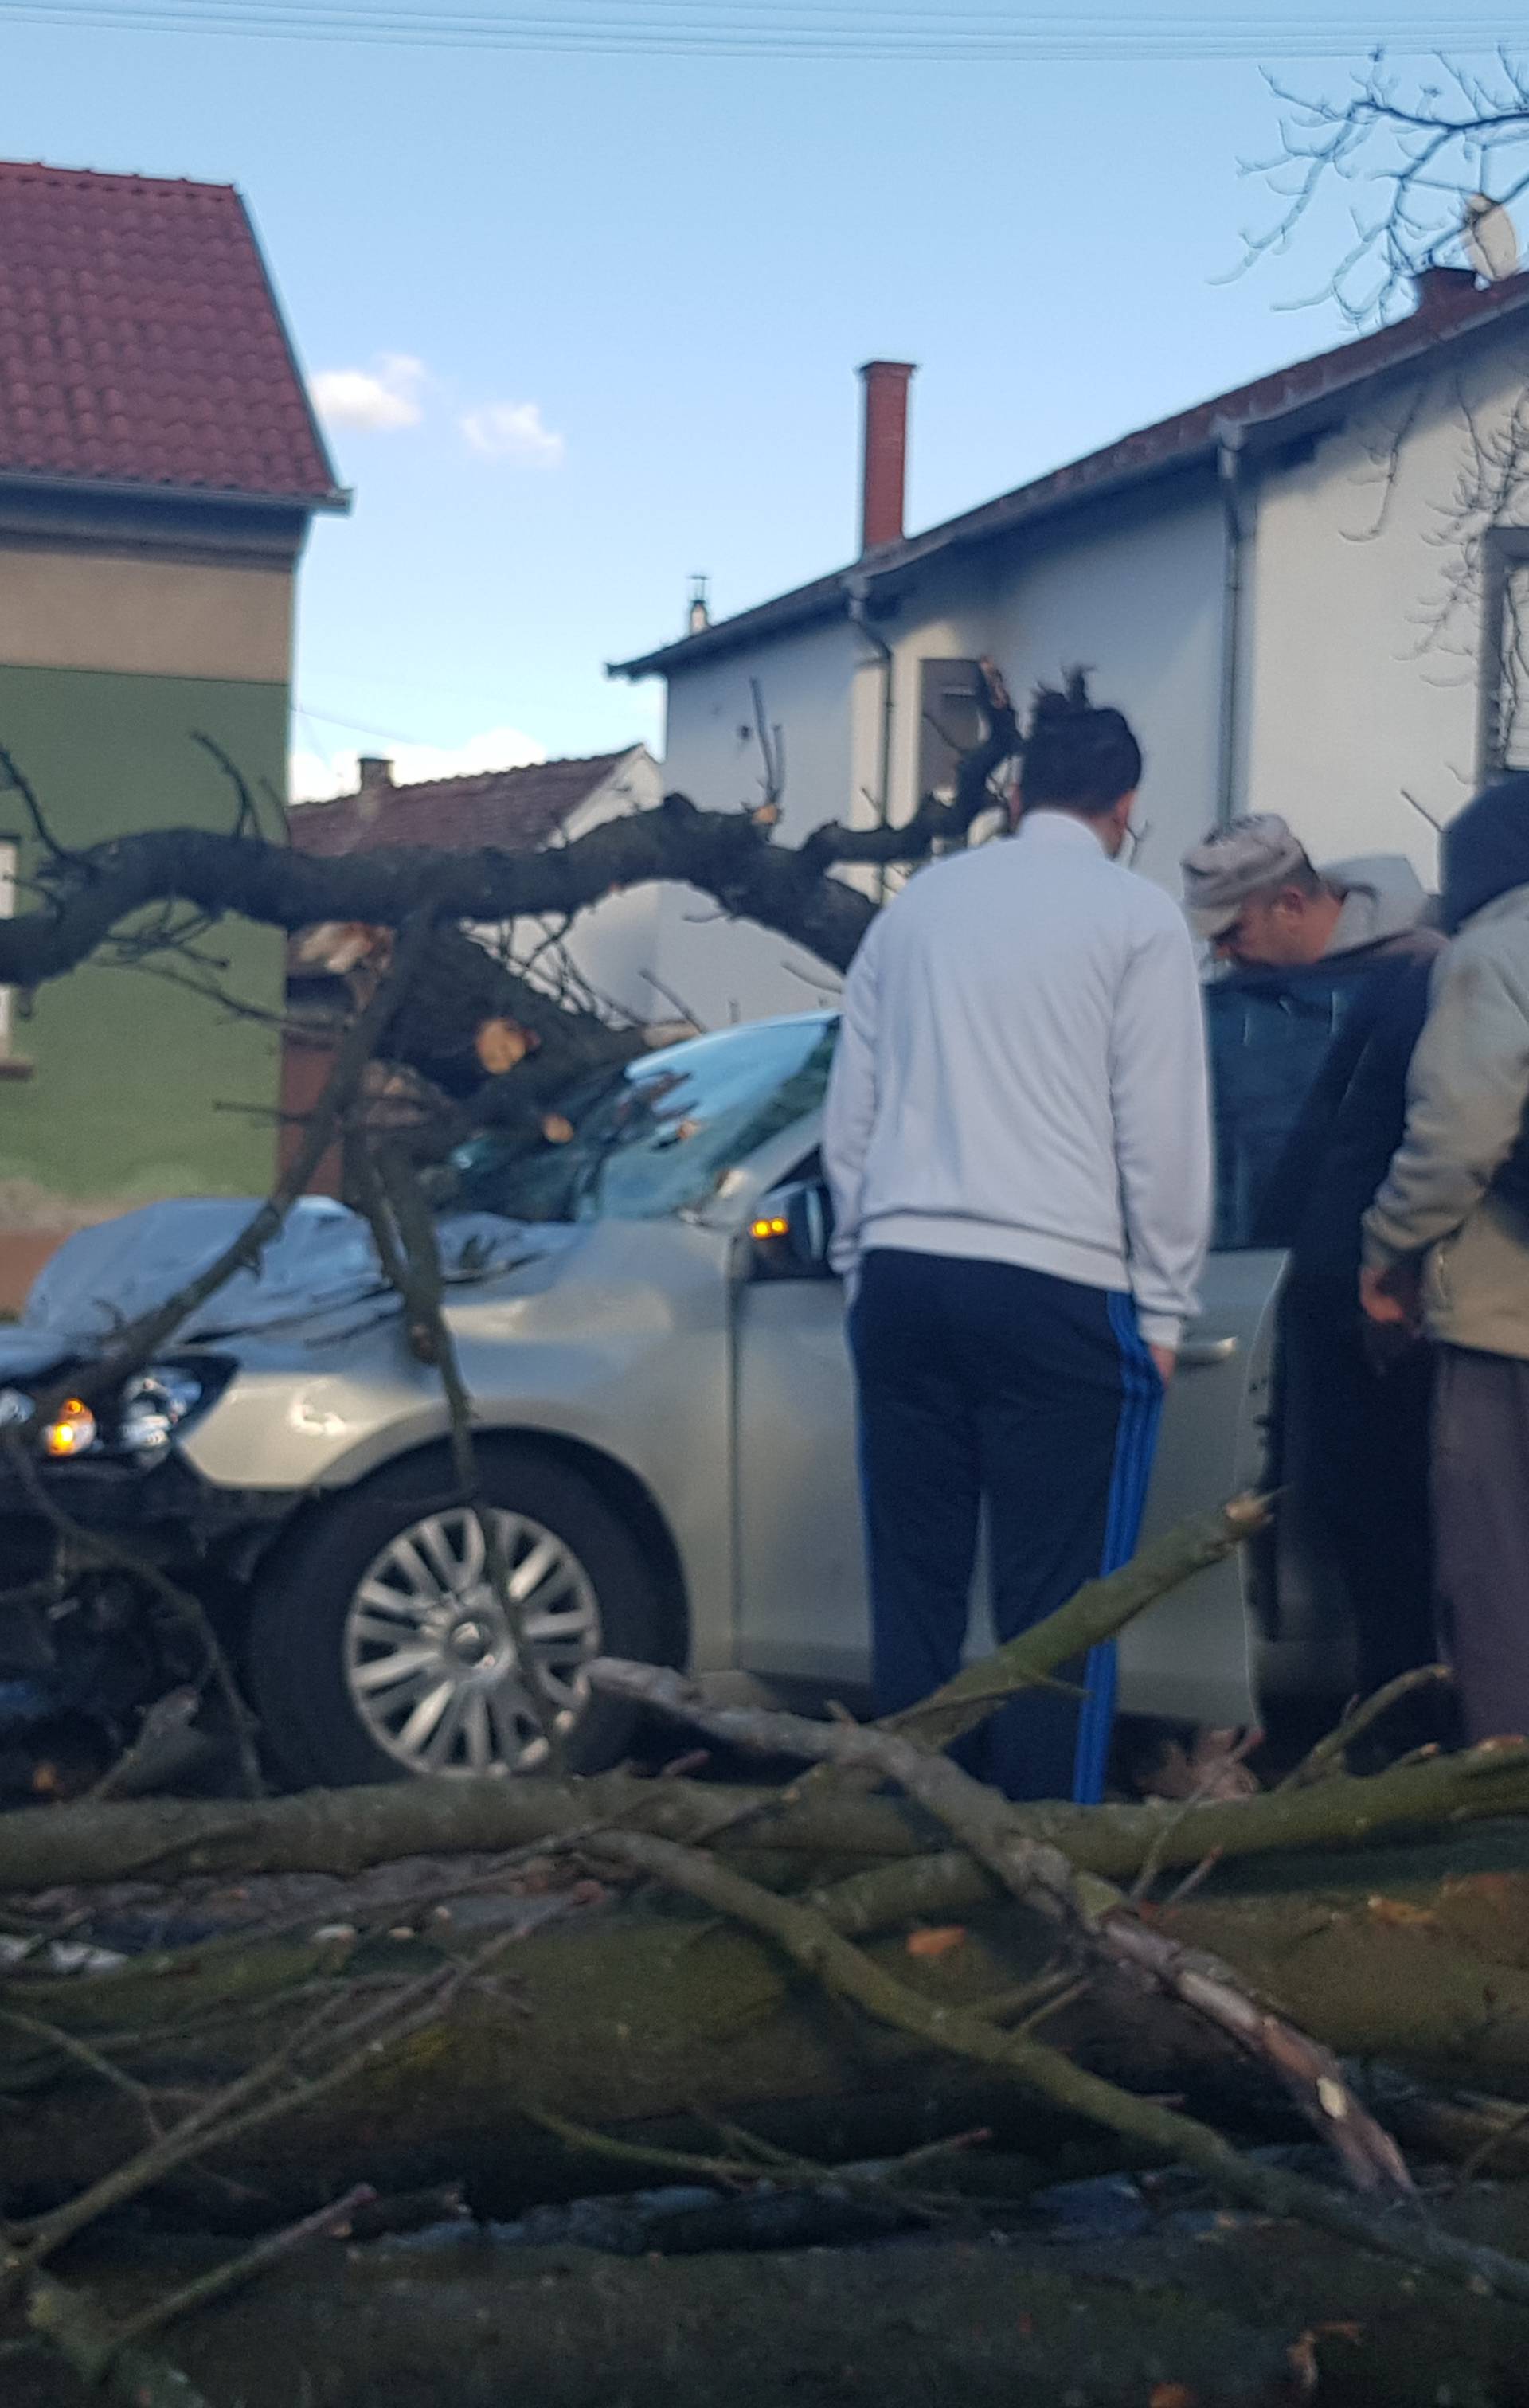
[729,1169,1285,1714]
[1114,1250,1284,1727]
[730,1160,871,1691]
[1121,962,1376,1728]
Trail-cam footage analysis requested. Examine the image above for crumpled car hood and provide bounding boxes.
[0,1197,580,1382]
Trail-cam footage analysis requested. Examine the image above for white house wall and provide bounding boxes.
[647,616,864,1026]
[881,492,1228,896]
[647,488,1229,1022]
[1244,342,1529,877]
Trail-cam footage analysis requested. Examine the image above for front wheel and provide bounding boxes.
[246,1446,675,1788]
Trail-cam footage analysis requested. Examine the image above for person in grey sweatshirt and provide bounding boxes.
[1181,813,1445,1765]
[1180,815,1436,974]
[1363,772,1529,1745]
[823,672,1211,1804]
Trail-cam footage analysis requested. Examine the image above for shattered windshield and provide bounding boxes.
[442,1017,837,1225]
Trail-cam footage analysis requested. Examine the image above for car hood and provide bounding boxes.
[0,1197,582,1381]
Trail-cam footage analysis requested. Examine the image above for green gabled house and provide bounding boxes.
[0,158,346,1305]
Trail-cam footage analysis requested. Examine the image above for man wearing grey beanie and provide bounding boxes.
[1181,811,1435,972]
[1180,813,1442,1767]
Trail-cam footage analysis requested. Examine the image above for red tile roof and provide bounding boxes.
[0,160,342,506]
[613,265,1529,678]
[288,752,638,859]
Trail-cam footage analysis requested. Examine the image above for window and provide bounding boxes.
[444,1018,837,1226]
[1480,526,1529,776]
[917,659,986,799]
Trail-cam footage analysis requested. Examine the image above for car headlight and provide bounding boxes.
[41,1397,96,1458]
[21,1358,231,1465]
[118,1366,214,1456]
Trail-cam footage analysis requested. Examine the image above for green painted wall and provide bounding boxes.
[0,663,287,1218]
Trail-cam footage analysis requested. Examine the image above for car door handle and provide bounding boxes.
[1177,1334,1239,1368]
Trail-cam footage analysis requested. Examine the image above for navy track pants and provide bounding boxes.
[848,1247,1163,1803]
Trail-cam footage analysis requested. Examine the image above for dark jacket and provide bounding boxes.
[1256,952,1437,1282]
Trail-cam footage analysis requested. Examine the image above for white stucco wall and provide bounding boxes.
[1244,342,1529,878]
[640,484,1229,1022]
[879,491,1227,897]
[641,616,865,1026]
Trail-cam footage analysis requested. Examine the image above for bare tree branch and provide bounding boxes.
[0,788,882,990]
[1244,51,1529,325]
[587,1659,1410,2196]
[799,659,1019,870]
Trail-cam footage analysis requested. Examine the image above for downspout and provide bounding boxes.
[844,573,895,899]
[1214,420,1248,829]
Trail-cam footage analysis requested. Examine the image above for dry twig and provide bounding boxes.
[592,1828,1529,2304]
[589,1659,1410,2195]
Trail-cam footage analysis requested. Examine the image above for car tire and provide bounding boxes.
[245,1443,677,1790]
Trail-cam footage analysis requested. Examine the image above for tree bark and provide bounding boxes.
[0,663,1021,995]
[5,1823,1529,2222]
[589,1662,1409,2191]
[23,2273,209,2407]
[0,794,882,991]
[4,1731,1529,1898]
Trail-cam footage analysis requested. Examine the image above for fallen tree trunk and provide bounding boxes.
[9,1500,1529,2317]
[5,1730,1528,1901]
[589,1661,1410,2191]
[6,1825,1529,2222]
[0,1501,1271,1891]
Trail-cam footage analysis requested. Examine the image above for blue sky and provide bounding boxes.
[0,6,1480,789]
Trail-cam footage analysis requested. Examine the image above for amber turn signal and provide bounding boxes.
[41,1398,97,1458]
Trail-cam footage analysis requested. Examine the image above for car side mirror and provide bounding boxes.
[749,1181,836,1280]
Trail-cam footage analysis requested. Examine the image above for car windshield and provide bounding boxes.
[442,976,1366,1247]
[442,1017,837,1225]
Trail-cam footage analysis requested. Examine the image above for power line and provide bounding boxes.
[297,701,444,744]
[26,0,1514,25]
[0,0,1523,56]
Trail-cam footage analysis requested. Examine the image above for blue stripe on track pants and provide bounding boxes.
[848,1248,1164,1803]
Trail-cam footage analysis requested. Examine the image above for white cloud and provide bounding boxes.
[311,354,427,433]
[459,400,565,468]
[289,725,547,807]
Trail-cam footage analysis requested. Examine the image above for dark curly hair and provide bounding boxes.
[1020,667,1142,816]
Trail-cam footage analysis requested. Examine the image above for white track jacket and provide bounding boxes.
[823,810,1212,1351]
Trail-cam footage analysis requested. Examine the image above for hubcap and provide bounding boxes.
[342,1507,602,1776]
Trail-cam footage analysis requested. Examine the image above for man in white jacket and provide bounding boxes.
[823,673,1211,1803]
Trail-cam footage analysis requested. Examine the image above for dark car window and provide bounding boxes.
[1206,965,1379,1252]
[445,1018,837,1225]
[448,983,1367,1251]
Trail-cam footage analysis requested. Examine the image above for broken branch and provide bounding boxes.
[589,1660,1410,2194]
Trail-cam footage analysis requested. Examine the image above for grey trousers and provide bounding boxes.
[1433,1343,1529,1745]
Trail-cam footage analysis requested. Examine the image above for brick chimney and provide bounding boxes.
[1414,264,1479,319]
[356,754,393,823]
[858,359,915,553]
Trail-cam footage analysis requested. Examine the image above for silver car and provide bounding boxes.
[0,999,1352,1791]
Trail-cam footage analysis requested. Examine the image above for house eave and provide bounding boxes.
[611,277,1529,686]
[0,466,351,516]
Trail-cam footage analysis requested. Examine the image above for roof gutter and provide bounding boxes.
[1214,420,1249,829]
[0,467,351,514]
[844,568,894,815]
